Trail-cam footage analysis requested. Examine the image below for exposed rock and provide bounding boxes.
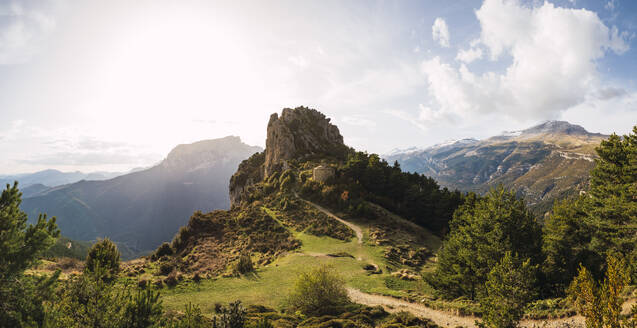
[230,106,348,207]
[264,107,346,177]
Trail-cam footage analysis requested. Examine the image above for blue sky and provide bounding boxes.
[0,0,636,174]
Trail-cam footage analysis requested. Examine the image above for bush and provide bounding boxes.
[85,238,121,281]
[123,288,163,328]
[164,272,179,287]
[166,303,208,328]
[192,273,201,283]
[216,300,247,328]
[251,317,274,328]
[287,265,350,316]
[159,262,175,275]
[236,252,254,274]
[153,242,173,260]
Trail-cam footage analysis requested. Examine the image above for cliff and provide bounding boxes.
[229,106,348,207]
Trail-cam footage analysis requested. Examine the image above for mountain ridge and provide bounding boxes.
[20,136,262,255]
[385,120,608,214]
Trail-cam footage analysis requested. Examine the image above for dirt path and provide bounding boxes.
[347,288,478,328]
[295,192,364,244]
[348,288,588,328]
[292,194,633,328]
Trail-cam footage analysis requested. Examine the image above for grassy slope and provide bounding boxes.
[160,205,438,315]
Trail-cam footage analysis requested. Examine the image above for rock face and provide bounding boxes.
[230,106,348,207]
[264,107,345,177]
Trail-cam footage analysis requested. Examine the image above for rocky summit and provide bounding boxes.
[230,106,349,206]
[264,107,347,177]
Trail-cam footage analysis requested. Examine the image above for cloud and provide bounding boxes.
[456,47,483,63]
[340,116,377,128]
[288,55,309,68]
[0,1,57,65]
[419,0,630,123]
[432,17,450,47]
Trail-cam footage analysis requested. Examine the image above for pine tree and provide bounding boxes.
[588,128,637,277]
[0,182,60,327]
[479,252,536,328]
[85,237,121,281]
[542,197,600,294]
[569,253,631,328]
[429,187,542,300]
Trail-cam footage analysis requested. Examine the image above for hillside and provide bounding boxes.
[20,136,261,255]
[132,107,459,317]
[385,121,607,215]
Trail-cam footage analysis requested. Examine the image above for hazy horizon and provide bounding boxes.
[1,0,636,174]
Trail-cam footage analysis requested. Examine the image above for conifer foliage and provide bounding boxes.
[428,187,542,300]
[0,182,60,327]
[543,125,637,292]
[85,238,121,281]
[569,253,633,328]
[479,252,536,328]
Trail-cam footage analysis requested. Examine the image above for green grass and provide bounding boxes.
[161,206,412,315]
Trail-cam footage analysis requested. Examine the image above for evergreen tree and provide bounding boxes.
[587,127,637,279]
[124,288,163,328]
[542,197,601,294]
[543,125,637,290]
[85,238,121,281]
[479,252,536,328]
[569,253,632,328]
[429,187,542,300]
[0,182,60,327]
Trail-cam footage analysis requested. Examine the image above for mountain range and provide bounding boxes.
[0,169,129,191]
[19,136,261,255]
[385,121,607,214]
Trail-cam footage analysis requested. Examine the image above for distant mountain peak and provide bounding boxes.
[521,120,592,136]
[163,136,262,170]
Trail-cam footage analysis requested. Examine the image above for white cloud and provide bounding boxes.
[0,1,57,65]
[288,55,309,68]
[432,17,450,47]
[340,116,377,128]
[456,47,483,63]
[605,0,616,11]
[419,0,630,123]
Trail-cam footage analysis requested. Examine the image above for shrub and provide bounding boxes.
[287,265,350,316]
[216,300,247,328]
[236,252,254,274]
[159,262,175,276]
[123,288,163,328]
[251,317,274,328]
[192,273,201,283]
[85,238,120,281]
[164,272,179,287]
[153,242,174,260]
[166,303,208,328]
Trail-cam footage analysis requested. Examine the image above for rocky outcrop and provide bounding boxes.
[264,107,346,177]
[230,107,348,207]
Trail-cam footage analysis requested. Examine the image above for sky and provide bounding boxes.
[0,0,636,174]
